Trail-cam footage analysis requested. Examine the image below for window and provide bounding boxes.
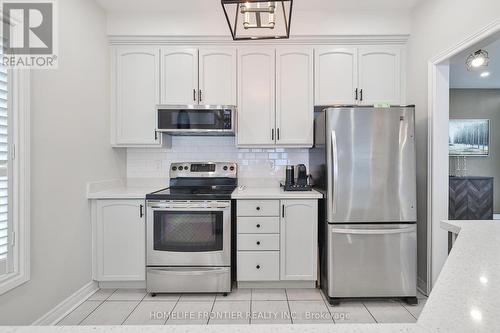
[0,41,30,295]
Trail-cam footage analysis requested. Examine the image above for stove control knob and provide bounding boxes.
[172,166,177,171]
[177,166,183,170]
[229,166,235,171]
[223,166,228,171]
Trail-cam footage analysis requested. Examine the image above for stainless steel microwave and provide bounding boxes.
[156,105,236,135]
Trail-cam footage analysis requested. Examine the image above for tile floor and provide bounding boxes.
[57,288,428,326]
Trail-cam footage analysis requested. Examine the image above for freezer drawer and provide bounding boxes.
[327,224,416,298]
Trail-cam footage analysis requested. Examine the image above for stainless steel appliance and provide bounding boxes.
[310,105,418,305]
[145,162,237,295]
[156,105,236,135]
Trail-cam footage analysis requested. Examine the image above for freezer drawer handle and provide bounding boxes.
[332,227,415,235]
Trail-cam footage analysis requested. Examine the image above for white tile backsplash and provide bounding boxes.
[127,136,309,186]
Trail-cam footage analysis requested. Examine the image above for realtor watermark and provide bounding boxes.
[1,0,58,69]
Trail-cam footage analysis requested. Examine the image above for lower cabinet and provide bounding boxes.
[236,199,318,283]
[91,199,145,281]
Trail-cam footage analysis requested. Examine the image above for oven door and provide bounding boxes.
[146,201,231,266]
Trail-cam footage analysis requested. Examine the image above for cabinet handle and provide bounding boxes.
[360,89,363,102]
[154,129,158,141]
[355,88,358,101]
[277,128,280,141]
[256,241,261,245]
[139,204,144,218]
[282,204,285,218]
[199,89,203,102]
[256,224,261,228]
[256,206,261,211]
[193,89,197,101]
[256,265,261,269]
[271,128,274,141]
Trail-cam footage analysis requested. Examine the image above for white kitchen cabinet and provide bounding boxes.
[160,48,198,105]
[314,46,403,105]
[358,47,401,105]
[237,48,276,146]
[199,48,237,105]
[276,48,314,146]
[111,47,162,147]
[314,48,358,105]
[92,200,145,281]
[280,200,318,281]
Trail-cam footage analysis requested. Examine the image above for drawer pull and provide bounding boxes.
[256,206,261,211]
[256,241,261,245]
[256,265,261,269]
[256,224,261,228]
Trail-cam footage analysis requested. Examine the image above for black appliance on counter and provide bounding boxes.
[282,164,311,191]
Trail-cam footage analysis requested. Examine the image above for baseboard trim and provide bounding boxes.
[32,281,98,326]
[238,281,316,289]
[98,281,146,289]
[417,276,428,296]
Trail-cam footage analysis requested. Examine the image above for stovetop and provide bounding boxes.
[146,185,236,200]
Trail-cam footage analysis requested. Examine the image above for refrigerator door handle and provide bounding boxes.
[331,226,415,235]
[327,130,339,219]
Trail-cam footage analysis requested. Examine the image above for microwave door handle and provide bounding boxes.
[327,130,338,220]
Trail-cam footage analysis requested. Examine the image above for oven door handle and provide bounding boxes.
[149,206,230,211]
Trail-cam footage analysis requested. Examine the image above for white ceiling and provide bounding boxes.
[95,0,421,13]
[450,35,500,89]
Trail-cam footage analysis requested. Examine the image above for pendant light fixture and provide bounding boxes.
[466,49,489,71]
[221,0,293,40]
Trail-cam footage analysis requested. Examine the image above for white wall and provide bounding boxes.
[127,137,308,187]
[406,0,500,291]
[106,9,412,36]
[0,0,125,325]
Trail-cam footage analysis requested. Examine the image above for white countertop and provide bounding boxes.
[86,179,166,199]
[231,186,323,199]
[5,220,498,332]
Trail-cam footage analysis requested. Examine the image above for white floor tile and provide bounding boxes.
[123,301,177,325]
[87,289,116,301]
[288,301,333,324]
[57,301,102,325]
[327,302,376,324]
[251,300,291,324]
[215,288,251,301]
[364,301,416,323]
[143,293,181,302]
[178,294,216,302]
[402,299,427,319]
[286,288,323,301]
[166,301,214,325]
[252,288,287,301]
[209,301,251,325]
[107,289,147,301]
[80,301,139,325]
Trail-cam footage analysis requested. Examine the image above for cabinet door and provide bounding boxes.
[280,200,318,281]
[199,48,237,105]
[276,48,314,147]
[113,47,161,146]
[237,48,276,146]
[94,200,145,281]
[160,48,198,104]
[314,48,358,105]
[358,47,401,105]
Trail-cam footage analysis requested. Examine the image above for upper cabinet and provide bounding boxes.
[160,48,198,105]
[199,48,237,105]
[276,48,314,146]
[237,48,276,146]
[160,47,237,105]
[314,46,403,105]
[238,47,314,148]
[111,47,162,147]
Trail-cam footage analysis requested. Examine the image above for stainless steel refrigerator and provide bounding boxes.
[310,106,417,305]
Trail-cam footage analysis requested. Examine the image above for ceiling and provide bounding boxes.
[95,0,421,13]
[450,34,500,89]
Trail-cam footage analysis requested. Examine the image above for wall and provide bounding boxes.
[449,89,500,212]
[127,137,308,187]
[406,0,500,291]
[0,0,126,325]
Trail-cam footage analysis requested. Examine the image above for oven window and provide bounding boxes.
[153,211,223,252]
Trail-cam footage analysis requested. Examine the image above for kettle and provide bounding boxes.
[295,164,308,186]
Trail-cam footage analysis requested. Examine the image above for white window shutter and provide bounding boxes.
[0,45,9,275]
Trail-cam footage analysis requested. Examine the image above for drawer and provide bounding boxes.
[238,217,280,234]
[237,251,279,281]
[237,200,279,217]
[238,234,280,251]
